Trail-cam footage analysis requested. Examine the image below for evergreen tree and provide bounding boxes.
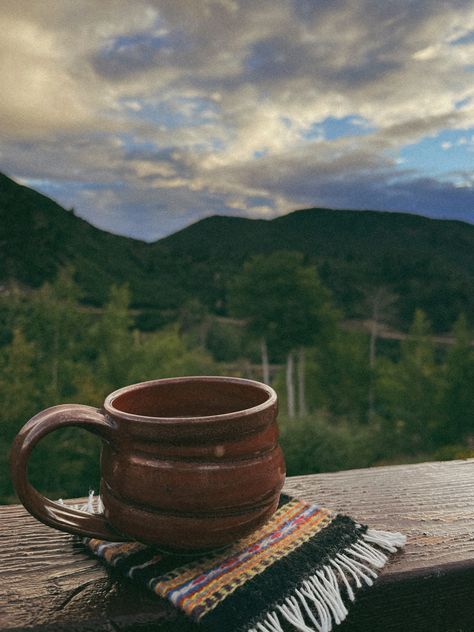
[24,267,86,402]
[92,284,134,391]
[438,314,474,443]
[311,330,371,422]
[376,309,441,451]
[0,328,38,499]
[0,328,37,430]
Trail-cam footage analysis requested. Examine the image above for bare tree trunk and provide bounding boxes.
[297,347,307,417]
[369,291,380,421]
[368,315,377,421]
[286,351,295,419]
[244,359,252,380]
[369,318,377,369]
[52,321,59,395]
[261,338,270,384]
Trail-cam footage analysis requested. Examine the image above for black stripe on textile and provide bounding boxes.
[277,493,293,508]
[110,547,154,571]
[201,514,365,632]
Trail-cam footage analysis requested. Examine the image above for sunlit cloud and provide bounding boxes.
[1,0,474,240]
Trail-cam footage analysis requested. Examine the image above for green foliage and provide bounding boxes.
[375,310,442,451]
[229,251,337,357]
[0,274,216,502]
[202,319,247,362]
[280,414,377,476]
[308,330,371,422]
[0,328,38,424]
[92,284,135,391]
[1,256,474,503]
[127,326,215,384]
[437,314,474,443]
[432,444,474,461]
[27,428,102,501]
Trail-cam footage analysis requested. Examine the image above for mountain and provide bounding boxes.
[158,210,474,329]
[0,173,169,310]
[1,172,474,331]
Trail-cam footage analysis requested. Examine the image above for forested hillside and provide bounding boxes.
[2,173,474,332]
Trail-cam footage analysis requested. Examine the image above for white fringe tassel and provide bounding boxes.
[59,490,104,514]
[248,528,406,632]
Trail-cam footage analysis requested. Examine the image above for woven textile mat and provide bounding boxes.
[74,493,406,632]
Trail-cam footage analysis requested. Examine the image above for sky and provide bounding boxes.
[1,0,474,241]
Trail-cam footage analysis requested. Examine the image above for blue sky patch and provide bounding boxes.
[451,30,474,46]
[94,27,189,78]
[455,96,471,110]
[399,129,474,180]
[303,115,374,141]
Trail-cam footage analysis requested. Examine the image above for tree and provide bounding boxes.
[177,298,211,348]
[0,282,23,347]
[20,267,86,402]
[229,251,336,418]
[308,330,371,423]
[376,309,441,451]
[0,327,37,429]
[128,325,215,384]
[438,314,474,443]
[0,328,38,499]
[92,284,134,391]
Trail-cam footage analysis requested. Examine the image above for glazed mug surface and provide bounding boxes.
[10,376,285,550]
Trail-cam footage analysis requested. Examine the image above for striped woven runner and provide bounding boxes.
[81,494,406,631]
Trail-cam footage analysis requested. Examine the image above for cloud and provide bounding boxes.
[1,0,474,239]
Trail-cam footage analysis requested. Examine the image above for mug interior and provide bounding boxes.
[107,377,273,419]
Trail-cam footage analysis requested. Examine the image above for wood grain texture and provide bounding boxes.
[1,459,474,631]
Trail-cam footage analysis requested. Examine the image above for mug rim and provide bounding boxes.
[103,375,277,423]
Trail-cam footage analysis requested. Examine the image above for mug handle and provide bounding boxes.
[10,404,127,541]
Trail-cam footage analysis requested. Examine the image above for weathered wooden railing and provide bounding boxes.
[1,459,474,631]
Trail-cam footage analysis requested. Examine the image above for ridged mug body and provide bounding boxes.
[100,377,285,549]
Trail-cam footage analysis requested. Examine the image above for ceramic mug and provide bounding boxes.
[10,376,285,550]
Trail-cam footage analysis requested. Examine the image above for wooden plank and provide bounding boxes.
[1,459,474,631]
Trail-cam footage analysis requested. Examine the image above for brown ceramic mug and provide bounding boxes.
[10,376,285,550]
